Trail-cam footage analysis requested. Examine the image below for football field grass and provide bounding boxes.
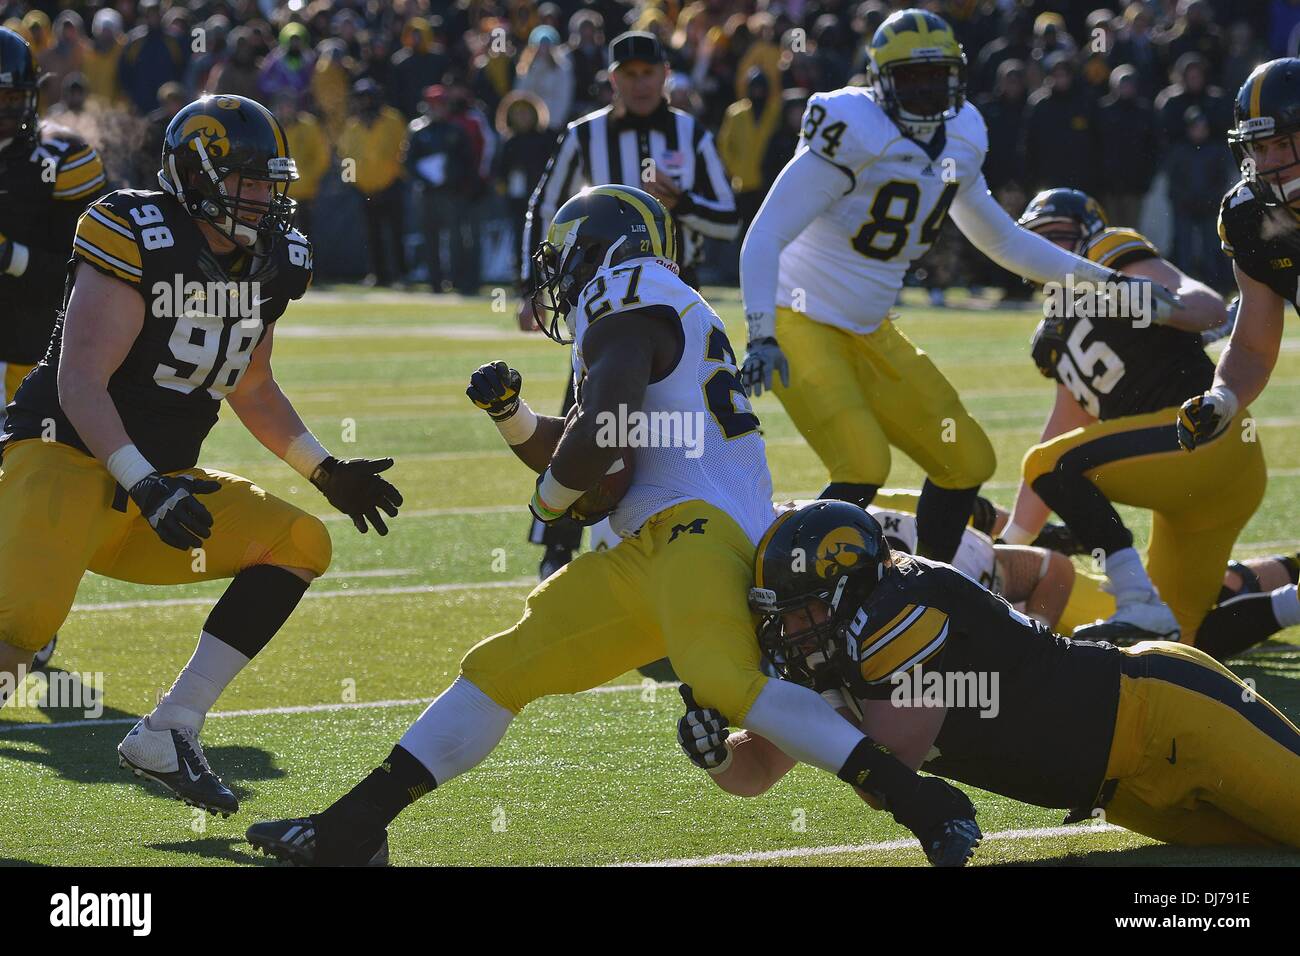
[3,286,1299,867]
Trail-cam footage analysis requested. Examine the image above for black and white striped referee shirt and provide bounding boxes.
[521,99,738,283]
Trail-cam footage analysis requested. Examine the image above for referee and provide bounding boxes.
[518,30,740,580]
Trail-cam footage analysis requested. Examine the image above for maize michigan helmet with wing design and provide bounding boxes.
[0,26,39,145]
[1228,57,1300,207]
[750,501,892,692]
[868,8,967,127]
[158,94,299,250]
[528,184,678,343]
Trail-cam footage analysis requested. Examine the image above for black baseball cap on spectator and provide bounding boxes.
[609,31,665,70]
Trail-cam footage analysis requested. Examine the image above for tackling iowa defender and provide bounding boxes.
[679,502,1300,852]
[1007,188,1263,646]
[247,185,981,867]
[0,94,402,816]
[738,8,1179,565]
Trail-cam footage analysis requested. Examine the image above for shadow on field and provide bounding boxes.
[145,836,279,866]
[0,857,48,866]
[0,672,287,803]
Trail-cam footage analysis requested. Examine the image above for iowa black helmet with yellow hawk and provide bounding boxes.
[527,184,677,344]
[0,26,39,145]
[1017,188,1108,253]
[867,8,967,128]
[1229,58,1300,207]
[750,501,892,692]
[158,94,298,249]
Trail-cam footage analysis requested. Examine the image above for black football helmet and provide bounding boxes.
[1229,58,1300,207]
[527,184,678,344]
[750,501,893,692]
[158,94,298,249]
[0,26,39,145]
[1017,188,1108,253]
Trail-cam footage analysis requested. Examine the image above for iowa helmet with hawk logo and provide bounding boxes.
[750,501,892,691]
[1228,58,1300,207]
[158,94,299,249]
[0,26,39,146]
[867,8,967,127]
[1017,188,1109,253]
[527,184,678,344]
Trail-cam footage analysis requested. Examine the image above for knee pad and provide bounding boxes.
[0,601,67,653]
[277,513,333,577]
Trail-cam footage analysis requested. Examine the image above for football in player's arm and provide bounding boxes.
[1180,58,1300,450]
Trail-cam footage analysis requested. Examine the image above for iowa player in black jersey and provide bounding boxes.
[1000,188,1262,647]
[0,95,402,816]
[0,27,107,401]
[0,26,108,673]
[679,502,1300,850]
[1188,58,1300,450]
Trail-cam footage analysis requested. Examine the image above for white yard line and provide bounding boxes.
[0,681,673,735]
[73,577,536,612]
[615,823,1126,867]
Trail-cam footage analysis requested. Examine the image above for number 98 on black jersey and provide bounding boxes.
[3,188,313,474]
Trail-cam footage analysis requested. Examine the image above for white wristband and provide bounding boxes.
[820,687,848,710]
[536,468,584,513]
[105,443,155,490]
[5,241,28,277]
[496,400,538,445]
[1209,384,1239,420]
[1000,522,1036,546]
[283,432,331,479]
[705,739,735,776]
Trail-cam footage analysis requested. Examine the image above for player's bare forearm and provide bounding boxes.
[1008,385,1092,540]
[707,729,797,797]
[1219,264,1286,408]
[508,414,565,473]
[228,374,314,459]
[548,312,666,489]
[1124,257,1224,333]
[56,264,145,464]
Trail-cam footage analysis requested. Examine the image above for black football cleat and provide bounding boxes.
[31,635,57,670]
[922,818,983,867]
[247,817,390,867]
[117,718,239,817]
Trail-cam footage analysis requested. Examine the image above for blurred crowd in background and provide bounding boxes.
[2,0,1296,292]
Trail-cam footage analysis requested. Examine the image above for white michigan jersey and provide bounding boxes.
[571,259,776,544]
[868,505,1001,594]
[777,87,988,334]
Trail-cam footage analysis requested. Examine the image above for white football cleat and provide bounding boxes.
[1073,591,1180,645]
[118,718,238,817]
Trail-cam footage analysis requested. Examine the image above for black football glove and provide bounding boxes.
[1176,387,1238,451]
[310,457,403,534]
[129,473,222,551]
[861,754,982,867]
[1030,521,1086,556]
[466,361,523,421]
[676,684,732,772]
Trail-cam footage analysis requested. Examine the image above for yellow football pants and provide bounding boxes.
[773,308,996,489]
[1023,406,1266,642]
[1101,641,1300,848]
[1,361,34,404]
[462,500,767,722]
[0,438,332,651]
[1058,569,1116,634]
